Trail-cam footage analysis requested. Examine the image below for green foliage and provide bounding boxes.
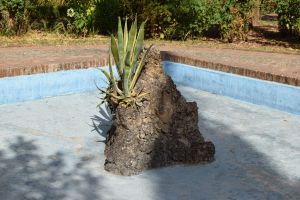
[164,0,222,40]
[0,0,259,41]
[65,0,96,36]
[0,0,31,35]
[0,0,97,36]
[101,17,152,108]
[118,0,256,41]
[276,0,300,37]
[219,0,255,42]
[94,0,119,34]
[119,0,172,38]
[260,0,276,14]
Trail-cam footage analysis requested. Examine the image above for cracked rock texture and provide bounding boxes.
[104,49,215,176]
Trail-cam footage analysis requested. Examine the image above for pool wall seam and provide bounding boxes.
[163,61,300,115]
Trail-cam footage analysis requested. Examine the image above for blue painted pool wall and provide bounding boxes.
[163,61,300,115]
[1,62,300,115]
[0,68,110,105]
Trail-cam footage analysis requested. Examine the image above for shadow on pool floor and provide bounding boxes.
[0,128,299,200]
[0,90,299,200]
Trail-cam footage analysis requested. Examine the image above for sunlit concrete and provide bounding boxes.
[0,87,299,200]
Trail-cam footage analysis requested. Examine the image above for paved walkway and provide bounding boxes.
[161,46,300,86]
[0,44,300,86]
[0,45,107,77]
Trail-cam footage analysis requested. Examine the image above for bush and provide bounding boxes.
[94,0,120,35]
[276,0,300,37]
[219,0,255,42]
[164,0,222,40]
[118,0,172,38]
[117,0,255,41]
[0,0,258,41]
[0,0,98,36]
[0,0,31,35]
[260,0,277,14]
[66,0,97,36]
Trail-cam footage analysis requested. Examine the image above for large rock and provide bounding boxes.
[104,48,215,176]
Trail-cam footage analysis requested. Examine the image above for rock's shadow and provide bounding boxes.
[146,111,300,200]
[142,86,300,200]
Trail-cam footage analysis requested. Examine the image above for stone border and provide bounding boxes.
[0,50,299,87]
[0,59,108,78]
[161,51,300,87]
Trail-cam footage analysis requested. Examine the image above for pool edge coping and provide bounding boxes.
[1,50,299,88]
[161,51,300,87]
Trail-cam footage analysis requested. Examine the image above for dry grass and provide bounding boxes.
[0,31,109,47]
[147,38,300,55]
[0,30,299,55]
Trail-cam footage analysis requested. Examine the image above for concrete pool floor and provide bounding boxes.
[0,86,299,200]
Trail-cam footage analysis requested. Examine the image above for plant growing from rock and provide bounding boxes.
[100,17,153,109]
[101,18,215,176]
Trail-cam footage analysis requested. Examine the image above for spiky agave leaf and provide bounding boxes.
[117,17,124,75]
[129,44,153,91]
[123,18,128,56]
[123,65,131,97]
[125,20,146,93]
[100,17,152,109]
[132,20,146,67]
[108,52,123,96]
[125,17,137,66]
[122,17,137,96]
[110,35,120,76]
[100,69,111,83]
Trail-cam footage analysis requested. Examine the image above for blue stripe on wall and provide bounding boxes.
[1,62,299,115]
[163,61,300,115]
[0,68,109,105]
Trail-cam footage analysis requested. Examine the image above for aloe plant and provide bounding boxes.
[100,17,153,108]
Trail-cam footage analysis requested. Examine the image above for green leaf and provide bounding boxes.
[124,18,128,54]
[126,17,138,65]
[132,20,146,68]
[117,17,124,75]
[123,65,131,97]
[110,35,120,76]
[108,52,123,96]
[129,44,153,91]
[100,69,111,82]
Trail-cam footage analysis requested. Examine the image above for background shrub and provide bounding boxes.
[94,0,119,35]
[276,0,300,37]
[0,0,31,35]
[0,0,267,42]
[219,0,255,42]
[117,0,255,41]
[164,0,222,40]
[260,0,276,14]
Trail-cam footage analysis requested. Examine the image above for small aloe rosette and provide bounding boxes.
[100,17,153,109]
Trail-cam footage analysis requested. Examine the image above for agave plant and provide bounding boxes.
[100,17,153,108]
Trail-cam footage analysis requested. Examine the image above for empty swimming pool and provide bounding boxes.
[0,63,299,200]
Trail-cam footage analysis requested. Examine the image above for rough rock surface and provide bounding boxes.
[104,48,215,176]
